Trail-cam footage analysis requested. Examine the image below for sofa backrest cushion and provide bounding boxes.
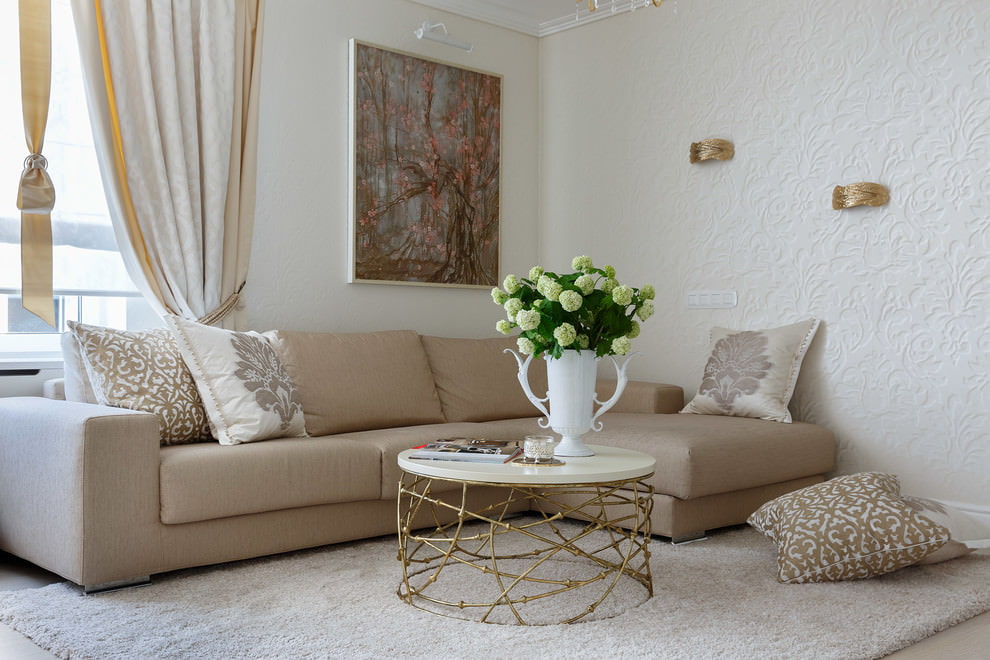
[421,335,548,423]
[272,329,445,435]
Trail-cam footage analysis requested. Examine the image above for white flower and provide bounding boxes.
[559,290,583,312]
[636,300,655,321]
[491,287,508,305]
[601,277,618,294]
[503,274,521,294]
[575,274,595,295]
[537,275,563,302]
[627,320,641,338]
[640,284,655,300]
[516,309,541,331]
[496,320,512,334]
[528,265,544,281]
[611,336,632,355]
[553,323,577,347]
[612,285,633,306]
[571,255,593,271]
[504,298,523,320]
[576,334,590,349]
[517,337,536,355]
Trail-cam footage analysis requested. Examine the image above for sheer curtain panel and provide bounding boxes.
[71,0,263,327]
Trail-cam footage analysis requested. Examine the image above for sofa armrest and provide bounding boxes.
[596,379,684,414]
[0,397,162,588]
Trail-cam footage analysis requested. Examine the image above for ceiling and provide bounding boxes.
[408,0,661,37]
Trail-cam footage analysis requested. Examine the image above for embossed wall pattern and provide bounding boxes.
[540,0,990,505]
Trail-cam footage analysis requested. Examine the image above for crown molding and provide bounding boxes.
[408,1,663,38]
[407,1,543,37]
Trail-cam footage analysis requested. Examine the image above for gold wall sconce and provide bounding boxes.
[689,139,734,164]
[832,182,889,210]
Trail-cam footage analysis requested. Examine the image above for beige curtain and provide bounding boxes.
[17,0,56,327]
[71,0,263,327]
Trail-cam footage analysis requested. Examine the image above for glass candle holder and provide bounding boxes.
[523,435,558,463]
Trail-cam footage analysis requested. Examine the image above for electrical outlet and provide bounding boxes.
[686,290,737,309]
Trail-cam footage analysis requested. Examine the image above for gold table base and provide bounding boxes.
[397,473,654,625]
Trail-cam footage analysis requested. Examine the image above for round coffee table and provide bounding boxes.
[396,444,655,625]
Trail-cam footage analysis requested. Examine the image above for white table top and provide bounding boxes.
[397,444,655,486]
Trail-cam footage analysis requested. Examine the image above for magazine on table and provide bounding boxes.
[408,437,522,463]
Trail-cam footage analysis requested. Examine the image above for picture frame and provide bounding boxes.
[348,40,502,288]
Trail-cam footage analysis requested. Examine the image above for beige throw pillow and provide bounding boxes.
[165,316,307,445]
[748,472,950,583]
[681,318,820,423]
[67,321,212,445]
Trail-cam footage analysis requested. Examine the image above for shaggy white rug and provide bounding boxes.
[1,523,989,660]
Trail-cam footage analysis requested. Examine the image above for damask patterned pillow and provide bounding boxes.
[748,472,950,583]
[164,315,307,445]
[681,318,820,423]
[67,321,212,445]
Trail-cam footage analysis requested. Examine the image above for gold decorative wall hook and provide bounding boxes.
[689,139,734,164]
[832,182,889,210]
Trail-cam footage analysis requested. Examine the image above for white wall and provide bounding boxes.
[540,0,990,507]
[245,0,540,337]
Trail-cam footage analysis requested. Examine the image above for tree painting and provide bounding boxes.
[351,42,501,287]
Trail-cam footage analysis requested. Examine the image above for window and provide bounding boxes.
[0,0,157,363]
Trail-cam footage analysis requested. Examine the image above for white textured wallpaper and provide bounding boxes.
[540,0,990,507]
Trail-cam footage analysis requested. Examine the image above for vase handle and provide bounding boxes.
[591,352,637,431]
[504,348,551,428]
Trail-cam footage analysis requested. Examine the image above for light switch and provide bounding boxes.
[686,290,737,309]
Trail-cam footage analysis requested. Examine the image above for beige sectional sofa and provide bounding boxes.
[0,330,835,592]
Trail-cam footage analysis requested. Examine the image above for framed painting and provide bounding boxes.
[348,40,501,287]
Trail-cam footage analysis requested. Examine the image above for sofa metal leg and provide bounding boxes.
[83,576,151,594]
[671,531,708,545]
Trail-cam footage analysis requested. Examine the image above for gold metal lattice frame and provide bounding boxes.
[396,473,654,625]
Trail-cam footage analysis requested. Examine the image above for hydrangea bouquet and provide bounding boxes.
[491,256,655,360]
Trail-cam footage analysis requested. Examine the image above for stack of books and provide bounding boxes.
[408,437,521,463]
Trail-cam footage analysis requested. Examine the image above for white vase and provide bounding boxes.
[505,348,635,457]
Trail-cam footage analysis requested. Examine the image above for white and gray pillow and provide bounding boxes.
[681,318,820,423]
[164,315,307,445]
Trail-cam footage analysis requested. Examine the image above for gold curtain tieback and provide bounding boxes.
[17,152,56,214]
[196,281,246,326]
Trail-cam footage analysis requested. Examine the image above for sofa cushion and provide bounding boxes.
[165,316,308,445]
[747,472,950,583]
[271,330,445,435]
[336,421,499,500]
[491,412,836,500]
[421,335,549,422]
[67,321,212,445]
[159,436,382,524]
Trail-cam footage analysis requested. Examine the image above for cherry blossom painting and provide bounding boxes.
[349,41,501,287]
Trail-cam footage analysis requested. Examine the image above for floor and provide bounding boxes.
[1,551,989,658]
